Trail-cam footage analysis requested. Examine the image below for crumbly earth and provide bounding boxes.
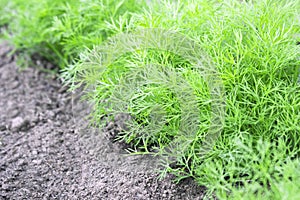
[0,42,206,200]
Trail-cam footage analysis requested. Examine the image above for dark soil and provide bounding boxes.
[0,41,206,200]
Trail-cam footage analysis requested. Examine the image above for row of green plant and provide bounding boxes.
[1,0,300,199]
[0,0,145,67]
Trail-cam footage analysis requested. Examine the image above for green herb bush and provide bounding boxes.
[66,0,300,198]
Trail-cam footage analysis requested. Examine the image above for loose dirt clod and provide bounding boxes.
[10,116,30,132]
[0,42,205,199]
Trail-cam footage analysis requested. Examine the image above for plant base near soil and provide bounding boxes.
[0,42,207,200]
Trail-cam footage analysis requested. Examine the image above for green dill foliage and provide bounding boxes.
[2,0,146,67]
[0,0,12,27]
[0,0,13,39]
[68,0,300,198]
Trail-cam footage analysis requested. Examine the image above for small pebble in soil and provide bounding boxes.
[10,116,30,132]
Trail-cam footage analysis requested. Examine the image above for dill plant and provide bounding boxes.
[68,0,300,198]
